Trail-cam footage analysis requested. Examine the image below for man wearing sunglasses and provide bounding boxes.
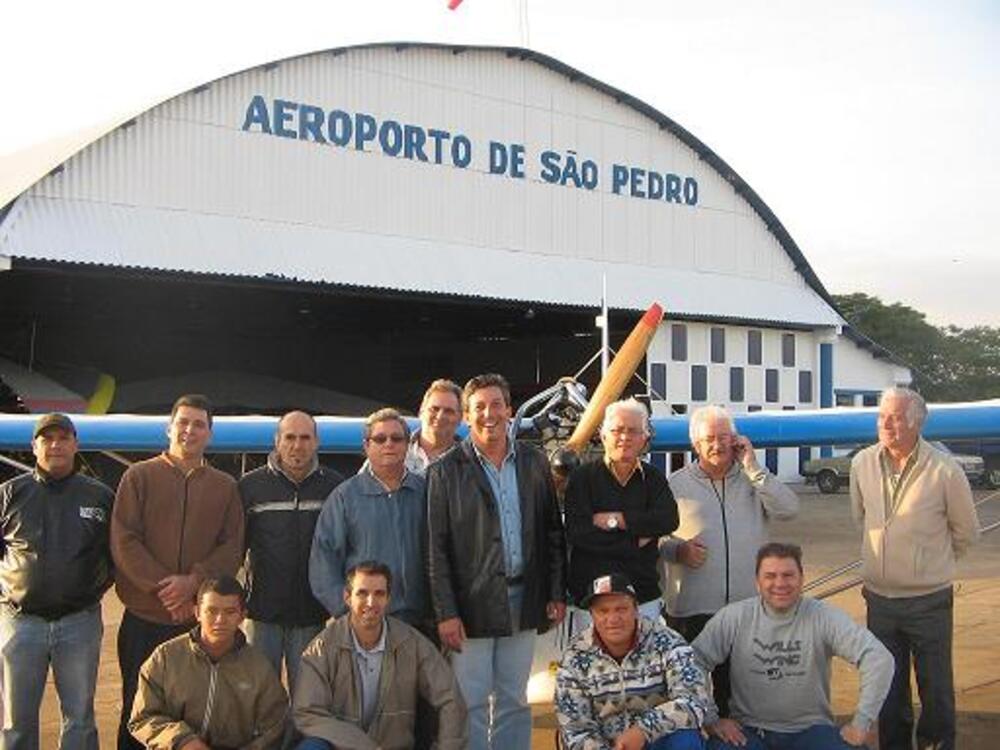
[309,408,429,629]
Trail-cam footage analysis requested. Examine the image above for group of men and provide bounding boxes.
[0,377,980,750]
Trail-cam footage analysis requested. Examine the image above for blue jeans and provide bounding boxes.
[649,729,705,749]
[449,585,536,750]
[0,604,103,750]
[243,619,322,690]
[707,724,854,749]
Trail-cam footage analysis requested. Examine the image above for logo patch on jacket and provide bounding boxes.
[79,507,107,523]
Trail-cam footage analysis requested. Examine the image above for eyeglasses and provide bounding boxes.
[368,434,407,445]
[608,427,645,438]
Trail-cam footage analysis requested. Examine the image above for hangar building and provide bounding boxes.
[0,43,909,478]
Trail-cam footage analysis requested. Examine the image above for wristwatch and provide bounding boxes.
[606,516,619,529]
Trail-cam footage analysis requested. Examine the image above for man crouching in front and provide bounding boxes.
[293,560,467,750]
[129,576,289,749]
[556,573,710,750]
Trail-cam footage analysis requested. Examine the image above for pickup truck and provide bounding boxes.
[802,442,987,493]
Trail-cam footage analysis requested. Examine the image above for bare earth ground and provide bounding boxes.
[39,485,1000,748]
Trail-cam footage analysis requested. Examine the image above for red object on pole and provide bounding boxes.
[448,0,464,9]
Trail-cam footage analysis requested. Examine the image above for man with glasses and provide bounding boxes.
[564,398,679,632]
[662,404,799,715]
[310,408,429,628]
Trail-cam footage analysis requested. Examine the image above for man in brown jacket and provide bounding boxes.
[130,576,288,749]
[112,394,245,750]
[851,387,980,750]
[293,561,467,750]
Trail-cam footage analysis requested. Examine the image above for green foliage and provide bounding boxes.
[833,293,1000,402]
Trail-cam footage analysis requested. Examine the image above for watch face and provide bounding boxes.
[607,517,618,529]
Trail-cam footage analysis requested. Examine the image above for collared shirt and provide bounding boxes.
[603,455,644,487]
[350,621,387,731]
[404,429,459,475]
[877,442,920,519]
[473,440,524,579]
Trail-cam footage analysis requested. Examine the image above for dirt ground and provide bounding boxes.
[38,485,1000,748]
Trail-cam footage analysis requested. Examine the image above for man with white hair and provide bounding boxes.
[850,386,979,750]
[662,404,799,714]
[564,398,678,628]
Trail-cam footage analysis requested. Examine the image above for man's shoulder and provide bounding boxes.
[852,444,880,468]
[2,471,36,496]
[148,631,196,665]
[199,463,237,487]
[69,472,115,501]
[237,464,271,489]
[666,463,700,490]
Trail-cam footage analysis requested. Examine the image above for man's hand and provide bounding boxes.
[612,726,647,750]
[157,574,198,612]
[593,512,626,531]
[438,617,466,652]
[840,723,868,747]
[734,435,760,473]
[546,601,566,625]
[178,737,211,750]
[677,537,708,568]
[708,718,747,747]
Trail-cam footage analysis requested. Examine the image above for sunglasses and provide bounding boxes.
[368,434,407,445]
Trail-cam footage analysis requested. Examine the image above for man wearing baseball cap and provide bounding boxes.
[0,413,115,748]
[555,572,711,750]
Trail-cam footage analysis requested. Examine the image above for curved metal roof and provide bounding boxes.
[3,41,837,312]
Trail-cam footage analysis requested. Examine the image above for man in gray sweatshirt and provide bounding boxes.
[693,543,892,749]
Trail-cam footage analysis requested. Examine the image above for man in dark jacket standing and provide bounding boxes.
[0,413,114,749]
[427,373,567,750]
[240,410,343,687]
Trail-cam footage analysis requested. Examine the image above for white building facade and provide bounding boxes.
[0,43,908,478]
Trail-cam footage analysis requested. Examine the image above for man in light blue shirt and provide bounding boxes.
[427,373,568,750]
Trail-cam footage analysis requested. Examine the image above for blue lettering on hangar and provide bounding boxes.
[242,95,698,206]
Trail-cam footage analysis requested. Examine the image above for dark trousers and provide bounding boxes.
[666,612,731,717]
[864,586,955,750]
[117,610,189,750]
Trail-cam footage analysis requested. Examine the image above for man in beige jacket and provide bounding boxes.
[129,576,288,749]
[293,561,467,750]
[851,387,979,750]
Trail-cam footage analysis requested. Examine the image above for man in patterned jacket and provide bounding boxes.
[555,573,711,750]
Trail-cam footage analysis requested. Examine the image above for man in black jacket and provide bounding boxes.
[565,397,678,632]
[239,410,343,687]
[427,373,567,750]
[0,413,114,749]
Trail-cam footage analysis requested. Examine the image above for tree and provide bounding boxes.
[833,293,1000,402]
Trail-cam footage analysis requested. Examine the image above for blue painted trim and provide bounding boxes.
[819,343,833,409]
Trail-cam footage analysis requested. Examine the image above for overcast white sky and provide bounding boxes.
[2,0,997,326]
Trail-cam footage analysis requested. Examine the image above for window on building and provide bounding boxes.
[691,365,707,401]
[748,330,762,365]
[671,404,688,416]
[798,371,813,403]
[862,393,879,407]
[782,333,796,367]
[710,327,726,363]
[765,448,779,474]
[748,404,762,412]
[836,392,855,407]
[730,367,745,402]
[650,363,667,401]
[765,369,779,402]
[671,324,688,362]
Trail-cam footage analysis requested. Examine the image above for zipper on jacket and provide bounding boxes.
[710,478,731,604]
[199,662,219,739]
[177,476,190,572]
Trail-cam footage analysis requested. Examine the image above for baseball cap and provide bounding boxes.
[580,573,637,609]
[32,413,77,440]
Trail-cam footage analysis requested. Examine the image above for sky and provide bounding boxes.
[2,0,997,327]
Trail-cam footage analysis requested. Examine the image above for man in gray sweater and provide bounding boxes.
[693,543,892,749]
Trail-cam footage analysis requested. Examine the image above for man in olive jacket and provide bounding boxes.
[427,373,567,750]
[293,561,466,750]
[130,576,288,750]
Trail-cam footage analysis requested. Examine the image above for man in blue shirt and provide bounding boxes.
[427,373,567,750]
